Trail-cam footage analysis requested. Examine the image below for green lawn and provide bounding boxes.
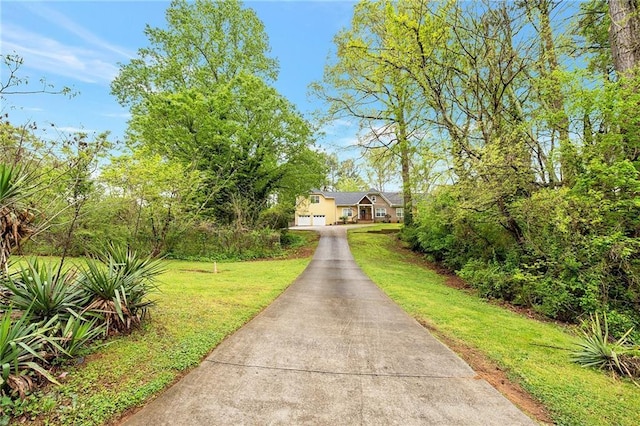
[21,253,313,425]
[348,226,640,426]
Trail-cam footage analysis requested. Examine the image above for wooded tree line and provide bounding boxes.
[315,0,640,333]
[1,0,327,267]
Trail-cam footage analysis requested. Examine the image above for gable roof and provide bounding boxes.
[310,189,404,207]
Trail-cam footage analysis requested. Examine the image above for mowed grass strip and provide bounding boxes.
[30,255,312,425]
[348,227,640,426]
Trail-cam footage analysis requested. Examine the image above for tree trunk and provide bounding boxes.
[609,0,640,162]
[537,0,576,184]
[609,0,640,77]
[395,112,414,227]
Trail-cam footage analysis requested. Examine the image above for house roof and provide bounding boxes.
[311,189,404,207]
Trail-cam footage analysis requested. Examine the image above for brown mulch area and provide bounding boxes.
[280,231,320,260]
[390,236,554,424]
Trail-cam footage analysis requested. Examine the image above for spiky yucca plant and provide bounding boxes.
[571,312,640,379]
[0,311,60,397]
[96,242,164,283]
[0,164,37,276]
[79,244,163,335]
[2,258,88,322]
[56,316,106,359]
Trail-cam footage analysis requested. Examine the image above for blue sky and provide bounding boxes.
[1,0,359,153]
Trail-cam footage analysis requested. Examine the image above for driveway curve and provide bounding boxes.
[124,226,534,425]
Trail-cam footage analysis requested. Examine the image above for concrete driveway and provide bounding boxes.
[123,226,535,425]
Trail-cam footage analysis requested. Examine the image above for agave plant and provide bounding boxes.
[0,164,37,276]
[0,310,60,397]
[2,258,88,322]
[95,242,165,283]
[79,244,163,335]
[56,316,106,359]
[571,312,639,379]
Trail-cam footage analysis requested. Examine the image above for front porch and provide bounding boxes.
[358,205,373,222]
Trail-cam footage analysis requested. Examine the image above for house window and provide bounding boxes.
[342,208,352,217]
[396,208,404,218]
[375,208,387,217]
[310,195,320,204]
[371,196,377,203]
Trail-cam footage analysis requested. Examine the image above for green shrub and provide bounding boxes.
[604,309,640,344]
[166,225,284,261]
[458,259,517,300]
[279,230,304,248]
[409,179,640,329]
[258,205,292,229]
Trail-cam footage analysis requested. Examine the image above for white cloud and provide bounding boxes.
[56,126,96,133]
[320,118,355,136]
[101,112,132,119]
[3,25,121,84]
[24,2,135,60]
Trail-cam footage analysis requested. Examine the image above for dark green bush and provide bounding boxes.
[409,173,640,332]
[280,230,304,248]
[167,225,284,261]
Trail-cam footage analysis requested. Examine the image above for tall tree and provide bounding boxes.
[111,0,277,104]
[382,0,537,243]
[609,0,640,78]
[112,0,323,228]
[335,158,367,191]
[361,147,398,192]
[101,148,204,256]
[311,0,433,225]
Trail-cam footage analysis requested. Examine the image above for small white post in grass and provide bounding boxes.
[214,261,218,274]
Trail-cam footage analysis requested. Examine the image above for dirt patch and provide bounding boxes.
[417,318,554,425]
[280,232,320,260]
[282,243,316,260]
[367,228,400,234]
[179,268,222,274]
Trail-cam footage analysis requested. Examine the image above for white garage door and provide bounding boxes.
[297,215,311,226]
[313,215,326,226]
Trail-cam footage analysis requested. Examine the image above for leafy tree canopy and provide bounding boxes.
[112,0,324,227]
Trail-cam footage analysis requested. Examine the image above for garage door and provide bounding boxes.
[312,215,326,226]
[297,215,311,226]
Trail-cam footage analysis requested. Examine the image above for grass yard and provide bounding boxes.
[348,226,640,426]
[16,234,316,425]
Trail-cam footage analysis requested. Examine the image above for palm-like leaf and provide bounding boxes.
[0,310,60,396]
[1,163,38,274]
[95,242,165,283]
[571,312,638,378]
[2,258,88,321]
[57,316,106,358]
[79,246,161,335]
[0,164,27,204]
